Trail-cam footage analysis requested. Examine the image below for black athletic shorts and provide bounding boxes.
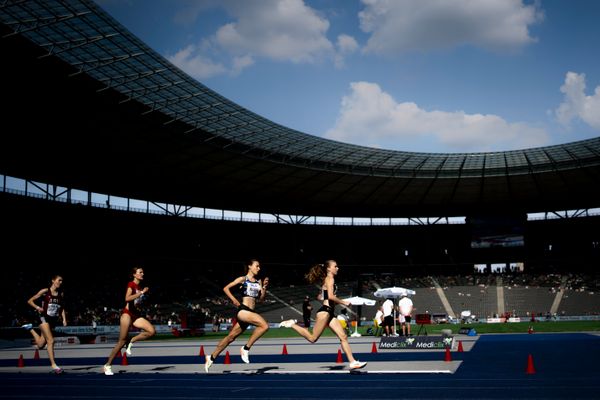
[236,304,257,331]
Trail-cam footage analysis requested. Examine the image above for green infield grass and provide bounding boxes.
[154,319,600,341]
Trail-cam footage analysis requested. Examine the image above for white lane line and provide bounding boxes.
[229,369,453,374]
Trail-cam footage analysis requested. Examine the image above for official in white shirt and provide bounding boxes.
[398,295,414,336]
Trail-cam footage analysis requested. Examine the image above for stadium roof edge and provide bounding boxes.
[1,0,600,217]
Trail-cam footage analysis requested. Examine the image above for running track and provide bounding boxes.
[1,333,599,399]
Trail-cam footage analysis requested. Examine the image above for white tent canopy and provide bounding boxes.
[373,287,416,299]
[341,296,376,337]
[343,296,376,306]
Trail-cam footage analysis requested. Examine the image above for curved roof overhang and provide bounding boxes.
[1,0,600,218]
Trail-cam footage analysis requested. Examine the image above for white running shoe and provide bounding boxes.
[52,366,63,374]
[125,342,133,356]
[240,346,250,364]
[278,319,297,328]
[103,365,114,376]
[349,360,367,370]
[21,323,33,330]
[205,355,213,372]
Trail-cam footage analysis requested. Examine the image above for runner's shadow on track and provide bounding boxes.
[220,367,280,374]
[321,365,366,374]
[322,365,345,371]
[70,366,97,371]
[150,366,175,371]
[251,366,280,374]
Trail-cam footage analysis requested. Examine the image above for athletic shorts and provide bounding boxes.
[236,304,257,331]
[122,308,141,323]
[316,305,335,322]
[39,315,61,330]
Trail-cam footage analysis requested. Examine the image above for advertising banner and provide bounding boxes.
[379,335,454,350]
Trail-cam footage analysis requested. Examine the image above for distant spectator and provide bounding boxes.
[337,308,350,334]
[374,305,384,336]
[302,295,313,328]
[398,295,414,336]
[212,314,221,332]
[382,298,395,336]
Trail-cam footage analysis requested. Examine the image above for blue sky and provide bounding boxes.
[98,0,600,153]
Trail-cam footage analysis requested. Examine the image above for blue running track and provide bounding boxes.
[1,333,599,399]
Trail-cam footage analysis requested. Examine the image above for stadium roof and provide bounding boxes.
[1,0,600,217]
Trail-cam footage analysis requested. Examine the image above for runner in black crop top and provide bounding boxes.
[239,276,263,299]
[205,259,270,371]
[25,274,67,374]
[321,283,338,304]
[279,260,367,370]
[318,282,339,318]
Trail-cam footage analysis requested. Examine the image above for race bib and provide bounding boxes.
[47,303,60,317]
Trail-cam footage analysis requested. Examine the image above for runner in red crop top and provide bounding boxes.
[103,267,156,376]
[123,280,143,320]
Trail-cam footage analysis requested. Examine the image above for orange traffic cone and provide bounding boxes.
[121,352,129,366]
[224,351,231,364]
[335,349,344,364]
[371,342,378,353]
[282,344,288,355]
[117,350,122,358]
[33,349,40,359]
[526,354,536,374]
[444,347,452,362]
[199,345,205,357]
[336,349,343,363]
[18,354,24,368]
[457,341,464,352]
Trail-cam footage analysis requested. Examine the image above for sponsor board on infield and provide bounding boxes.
[379,335,454,350]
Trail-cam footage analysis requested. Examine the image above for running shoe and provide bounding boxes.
[240,346,250,364]
[205,355,213,373]
[103,365,114,376]
[349,360,367,370]
[52,366,64,374]
[278,319,297,328]
[125,341,133,356]
[21,323,33,330]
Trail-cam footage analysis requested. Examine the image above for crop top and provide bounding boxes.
[239,276,262,299]
[321,283,338,302]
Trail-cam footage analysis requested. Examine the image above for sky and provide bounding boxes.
[97,0,600,154]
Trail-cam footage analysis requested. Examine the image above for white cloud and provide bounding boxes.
[325,81,548,152]
[231,55,255,76]
[334,34,359,68]
[167,44,226,79]
[169,0,358,77]
[337,34,359,54]
[359,0,543,54]
[215,0,334,63]
[333,34,359,68]
[555,72,600,130]
[172,0,221,26]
